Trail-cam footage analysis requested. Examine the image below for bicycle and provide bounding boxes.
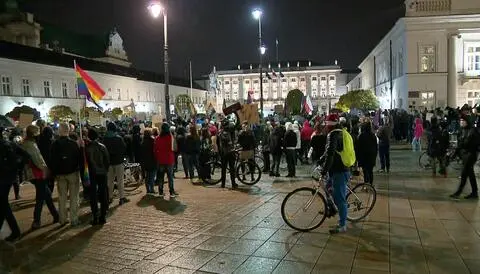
[281,166,377,232]
[201,149,262,186]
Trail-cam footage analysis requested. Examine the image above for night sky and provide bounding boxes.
[22,0,405,78]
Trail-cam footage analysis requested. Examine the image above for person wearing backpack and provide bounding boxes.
[319,114,355,234]
[218,120,237,189]
[0,127,22,242]
[50,123,83,227]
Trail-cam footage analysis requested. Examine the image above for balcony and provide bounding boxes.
[405,0,451,16]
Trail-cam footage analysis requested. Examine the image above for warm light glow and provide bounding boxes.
[148,2,163,18]
[260,45,266,55]
[252,9,263,20]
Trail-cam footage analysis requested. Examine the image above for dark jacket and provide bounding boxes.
[310,133,327,162]
[50,136,82,176]
[320,127,347,174]
[185,134,201,155]
[103,131,127,165]
[141,136,156,171]
[457,126,479,162]
[132,132,142,163]
[86,140,110,176]
[377,125,391,146]
[356,127,378,168]
[37,126,54,168]
[284,130,297,148]
[269,127,284,155]
[427,125,449,157]
[238,130,256,151]
[262,127,271,152]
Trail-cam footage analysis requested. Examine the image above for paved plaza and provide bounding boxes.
[1,150,479,274]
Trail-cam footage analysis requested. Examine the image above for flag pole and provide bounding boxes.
[74,59,83,140]
[74,59,90,186]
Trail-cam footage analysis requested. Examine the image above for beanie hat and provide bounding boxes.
[325,114,339,125]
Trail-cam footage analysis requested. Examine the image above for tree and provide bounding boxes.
[336,89,379,112]
[80,107,103,119]
[6,105,41,121]
[285,89,304,116]
[48,105,75,122]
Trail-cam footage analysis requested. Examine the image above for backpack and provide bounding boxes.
[219,130,234,155]
[0,140,19,177]
[332,128,356,167]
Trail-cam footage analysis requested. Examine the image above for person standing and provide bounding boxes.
[262,122,272,174]
[450,116,479,199]
[427,117,449,177]
[412,117,424,152]
[218,120,237,189]
[154,123,177,197]
[293,123,302,165]
[22,125,59,230]
[269,123,283,177]
[356,121,377,185]
[284,122,297,178]
[141,128,157,194]
[85,128,110,225]
[301,121,314,163]
[377,118,392,173]
[185,125,201,182]
[0,127,22,242]
[38,126,55,193]
[50,123,82,227]
[310,123,327,165]
[175,126,189,179]
[103,122,129,205]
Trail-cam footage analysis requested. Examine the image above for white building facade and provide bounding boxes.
[204,61,355,115]
[347,0,480,110]
[0,8,206,120]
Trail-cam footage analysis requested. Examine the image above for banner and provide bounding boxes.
[236,104,259,125]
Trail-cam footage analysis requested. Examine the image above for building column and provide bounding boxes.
[447,34,458,108]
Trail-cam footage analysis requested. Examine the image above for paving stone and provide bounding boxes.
[233,256,280,274]
[222,239,265,256]
[272,260,314,274]
[169,249,218,270]
[199,253,248,274]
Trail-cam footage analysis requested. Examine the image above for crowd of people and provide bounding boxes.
[1,104,480,241]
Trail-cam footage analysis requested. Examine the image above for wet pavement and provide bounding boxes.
[1,150,479,274]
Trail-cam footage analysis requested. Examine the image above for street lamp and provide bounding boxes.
[148,1,170,121]
[252,8,264,117]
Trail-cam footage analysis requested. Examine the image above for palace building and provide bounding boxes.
[0,1,206,120]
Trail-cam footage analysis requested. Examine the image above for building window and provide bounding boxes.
[419,45,436,72]
[22,79,31,96]
[465,43,480,75]
[329,87,336,96]
[253,80,259,84]
[329,76,335,81]
[321,76,326,81]
[263,79,268,84]
[300,77,305,82]
[43,80,52,97]
[290,78,296,82]
[1,76,11,96]
[225,81,230,85]
[117,88,121,100]
[233,80,238,85]
[312,76,317,81]
[62,82,68,98]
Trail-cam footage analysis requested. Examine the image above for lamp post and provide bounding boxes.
[148,1,170,121]
[252,8,265,118]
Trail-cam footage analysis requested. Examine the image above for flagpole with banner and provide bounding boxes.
[73,59,90,187]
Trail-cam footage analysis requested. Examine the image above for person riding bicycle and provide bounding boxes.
[318,114,350,234]
[238,121,256,182]
[218,119,237,189]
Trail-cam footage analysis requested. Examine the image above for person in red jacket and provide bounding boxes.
[154,123,178,198]
[300,120,314,163]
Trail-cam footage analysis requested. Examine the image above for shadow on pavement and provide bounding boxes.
[0,224,101,273]
[136,195,186,215]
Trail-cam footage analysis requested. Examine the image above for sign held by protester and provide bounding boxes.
[236,104,259,125]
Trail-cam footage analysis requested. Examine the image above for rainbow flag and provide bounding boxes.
[82,146,90,186]
[75,63,106,109]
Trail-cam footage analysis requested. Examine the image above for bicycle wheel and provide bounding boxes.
[236,161,262,185]
[281,187,328,232]
[346,183,376,222]
[201,161,223,185]
[418,151,430,169]
[255,155,264,170]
